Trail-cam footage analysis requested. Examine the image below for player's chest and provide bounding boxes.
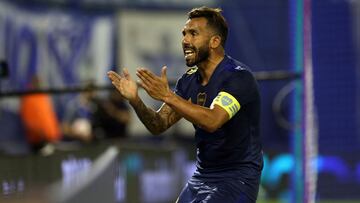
[189,83,221,107]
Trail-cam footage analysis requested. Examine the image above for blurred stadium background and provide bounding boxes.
[0,0,359,202]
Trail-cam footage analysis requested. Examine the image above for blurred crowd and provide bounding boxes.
[18,76,130,155]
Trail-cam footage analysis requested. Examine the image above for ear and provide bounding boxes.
[210,35,222,49]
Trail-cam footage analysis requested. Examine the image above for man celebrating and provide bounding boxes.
[108,6,263,203]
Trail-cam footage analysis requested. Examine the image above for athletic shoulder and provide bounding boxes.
[222,56,255,80]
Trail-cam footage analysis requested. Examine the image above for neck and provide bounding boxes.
[197,51,225,85]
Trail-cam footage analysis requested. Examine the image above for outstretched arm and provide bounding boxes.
[107,70,181,135]
[136,67,229,132]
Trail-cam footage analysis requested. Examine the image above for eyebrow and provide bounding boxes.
[182,28,198,34]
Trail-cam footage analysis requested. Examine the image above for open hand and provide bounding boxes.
[136,66,171,102]
[107,69,138,102]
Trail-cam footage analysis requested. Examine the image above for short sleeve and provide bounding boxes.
[221,70,259,106]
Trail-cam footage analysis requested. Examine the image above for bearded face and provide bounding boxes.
[183,39,210,67]
[182,18,213,67]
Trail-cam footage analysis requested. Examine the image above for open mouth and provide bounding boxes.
[184,49,195,59]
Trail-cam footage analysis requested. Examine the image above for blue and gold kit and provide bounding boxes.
[175,55,263,201]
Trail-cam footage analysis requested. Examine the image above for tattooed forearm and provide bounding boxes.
[131,98,164,134]
[131,98,181,135]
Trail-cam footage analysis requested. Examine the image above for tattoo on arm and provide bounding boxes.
[132,100,181,135]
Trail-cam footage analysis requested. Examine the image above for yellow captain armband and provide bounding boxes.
[210,91,241,119]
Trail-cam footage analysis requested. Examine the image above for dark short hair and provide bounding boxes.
[188,6,228,47]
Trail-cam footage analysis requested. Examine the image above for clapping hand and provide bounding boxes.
[136,66,171,102]
[107,68,138,102]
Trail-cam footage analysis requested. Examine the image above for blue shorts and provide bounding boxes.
[176,179,255,203]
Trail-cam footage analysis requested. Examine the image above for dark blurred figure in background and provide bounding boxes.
[62,86,130,142]
[61,85,96,143]
[92,89,130,139]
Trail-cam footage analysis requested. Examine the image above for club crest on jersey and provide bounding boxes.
[197,92,207,106]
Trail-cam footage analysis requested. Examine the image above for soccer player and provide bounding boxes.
[108,6,263,203]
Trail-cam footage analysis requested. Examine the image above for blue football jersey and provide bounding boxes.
[175,55,263,200]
